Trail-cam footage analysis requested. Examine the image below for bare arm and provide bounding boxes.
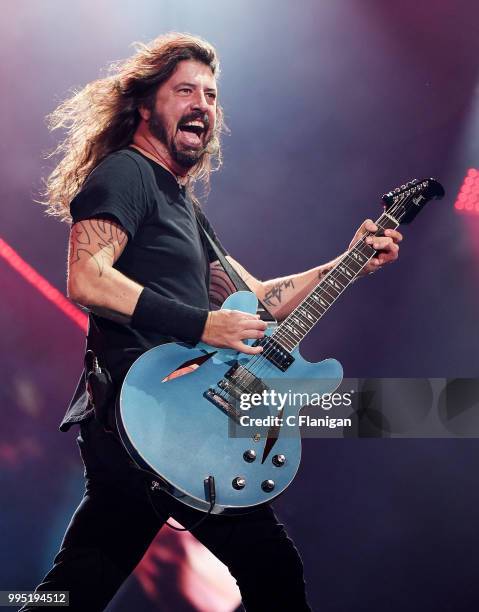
[219,220,403,321]
[68,218,266,355]
[220,255,341,322]
[67,218,143,320]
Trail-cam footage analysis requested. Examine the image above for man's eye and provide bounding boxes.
[179,88,192,94]
[207,93,217,100]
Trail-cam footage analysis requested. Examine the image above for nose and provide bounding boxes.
[190,89,209,113]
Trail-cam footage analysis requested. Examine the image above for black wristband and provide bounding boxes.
[131,287,209,345]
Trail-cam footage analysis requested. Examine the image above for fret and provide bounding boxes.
[345,252,365,273]
[326,275,345,291]
[313,290,332,308]
[323,283,340,301]
[319,283,339,302]
[318,287,340,316]
[279,337,296,352]
[276,324,298,342]
[377,214,398,231]
[356,239,376,255]
[308,289,335,317]
[381,213,399,229]
[275,329,300,350]
[290,313,310,332]
[300,305,316,323]
[305,296,326,318]
[350,249,367,264]
[274,211,393,350]
[270,179,444,352]
[338,260,355,279]
[306,295,324,316]
[282,321,303,341]
[333,268,350,286]
[317,294,329,309]
[277,326,305,349]
[296,306,313,324]
[307,295,327,318]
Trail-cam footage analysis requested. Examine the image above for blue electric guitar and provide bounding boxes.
[117,179,444,514]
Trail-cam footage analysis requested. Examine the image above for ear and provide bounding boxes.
[138,105,151,121]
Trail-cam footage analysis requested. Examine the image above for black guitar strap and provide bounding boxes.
[196,216,276,323]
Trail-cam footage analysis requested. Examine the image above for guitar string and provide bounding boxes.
[240,199,404,372]
[244,179,437,405]
[233,221,392,397]
[274,212,395,347]
[214,195,407,407]
[248,208,402,375]
[214,192,408,408]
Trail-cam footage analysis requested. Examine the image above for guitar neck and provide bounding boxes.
[272,212,399,352]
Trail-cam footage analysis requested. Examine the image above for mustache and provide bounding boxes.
[177,112,210,130]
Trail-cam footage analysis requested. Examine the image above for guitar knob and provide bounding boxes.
[243,449,256,462]
[232,477,246,490]
[261,479,275,492]
[272,454,286,467]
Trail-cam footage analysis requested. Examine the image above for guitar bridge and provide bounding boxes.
[204,388,242,422]
[205,362,270,422]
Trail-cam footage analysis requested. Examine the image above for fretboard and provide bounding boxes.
[272,212,399,352]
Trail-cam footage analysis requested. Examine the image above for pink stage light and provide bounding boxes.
[454,169,479,215]
[0,237,88,333]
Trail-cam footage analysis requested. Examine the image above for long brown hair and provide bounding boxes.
[43,33,225,222]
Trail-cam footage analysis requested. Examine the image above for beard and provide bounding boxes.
[148,108,211,169]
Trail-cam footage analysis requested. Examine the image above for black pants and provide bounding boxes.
[21,415,311,611]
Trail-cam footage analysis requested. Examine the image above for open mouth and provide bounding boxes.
[177,120,206,148]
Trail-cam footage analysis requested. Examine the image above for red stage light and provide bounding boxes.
[0,237,88,332]
[454,169,479,215]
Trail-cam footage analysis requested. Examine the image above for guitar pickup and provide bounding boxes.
[253,337,295,372]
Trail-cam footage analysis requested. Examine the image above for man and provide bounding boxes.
[24,33,401,611]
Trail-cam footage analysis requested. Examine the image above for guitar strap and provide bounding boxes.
[195,214,276,323]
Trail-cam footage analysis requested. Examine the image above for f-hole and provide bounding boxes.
[161,352,217,382]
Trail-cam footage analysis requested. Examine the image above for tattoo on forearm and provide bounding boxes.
[209,263,237,308]
[69,219,126,277]
[263,279,295,308]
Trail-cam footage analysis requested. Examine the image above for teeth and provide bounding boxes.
[183,120,204,129]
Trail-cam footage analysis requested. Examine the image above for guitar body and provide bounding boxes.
[117,177,445,514]
[118,291,343,514]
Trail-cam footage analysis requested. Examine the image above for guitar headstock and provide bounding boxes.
[382,178,445,224]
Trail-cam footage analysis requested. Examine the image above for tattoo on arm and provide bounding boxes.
[69,219,127,277]
[209,262,237,309]
[317,261,337,283]
[263,279,295,308]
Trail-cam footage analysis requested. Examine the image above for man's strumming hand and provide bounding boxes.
[201,310,267,355]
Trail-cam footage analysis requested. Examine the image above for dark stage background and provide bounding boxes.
[1,1,479,611]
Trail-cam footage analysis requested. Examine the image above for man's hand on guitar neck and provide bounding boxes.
[350,219,403,276]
